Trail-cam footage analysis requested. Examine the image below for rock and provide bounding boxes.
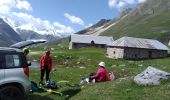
[119,64,126,67]
[138,64,143,67]
[119,77,127,82]
[76,62,80,64]
[79,66,86,69]
[144,9,154,15]
[140,61,144,63]
[134,66,170,85]
[51,48,55,50]
[126,88,132,92]
[111,65,117,68]
[128,61,134,63]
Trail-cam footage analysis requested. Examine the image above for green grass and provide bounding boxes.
[27,45,170,100]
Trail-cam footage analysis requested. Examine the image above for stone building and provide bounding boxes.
[69,34,113,49]
[107,37,169,60]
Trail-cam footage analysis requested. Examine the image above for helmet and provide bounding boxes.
[23,48,29,54]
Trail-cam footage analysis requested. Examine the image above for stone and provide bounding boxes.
[134,66,170,85]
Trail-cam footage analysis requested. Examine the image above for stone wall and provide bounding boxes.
[124,48,168,59]
[107,47,168,59]
[107,47,124,59]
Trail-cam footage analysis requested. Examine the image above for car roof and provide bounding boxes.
[0,47,23,53]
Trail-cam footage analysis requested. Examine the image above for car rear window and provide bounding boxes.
[5,54,21,68]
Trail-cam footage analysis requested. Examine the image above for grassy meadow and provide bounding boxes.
[28,43,170,100]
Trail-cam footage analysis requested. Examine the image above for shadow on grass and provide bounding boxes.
[28,83,81,100]
[62,88,81,100]
[27,94,54,100]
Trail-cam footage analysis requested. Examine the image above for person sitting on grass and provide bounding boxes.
[39,50,52,84]
[89,61,110,83]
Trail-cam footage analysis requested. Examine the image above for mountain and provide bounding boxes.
[75,0,170,44]
[100,0,170,44]
[3,17,63,42]
[16,29,60,42]
[0,18,22,47]
[76,19,111,35]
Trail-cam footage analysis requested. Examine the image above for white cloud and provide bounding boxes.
[0,0,32,14]
[123,0,136,4]
[0,0,16,14]
[108,0,118,8]
[86,23,93,28]
[64,13,85,26]
[0,0,75,36]
[11,12,75,35]
[54,22,75,34]
[108,0,147,9]
[16,0,32,11]
[117,1,125,8]
[137,0,146,3]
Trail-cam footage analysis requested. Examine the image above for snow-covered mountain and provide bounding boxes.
[3,17,64,42]
[0,18,22,47]
[16,28,61,41]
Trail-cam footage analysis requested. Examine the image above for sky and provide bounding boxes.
[0,0,146,36]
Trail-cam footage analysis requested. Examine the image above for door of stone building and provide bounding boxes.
[149,51,152,58]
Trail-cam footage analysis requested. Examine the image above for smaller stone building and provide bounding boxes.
[107,37,169,60]
[69,34,113,49]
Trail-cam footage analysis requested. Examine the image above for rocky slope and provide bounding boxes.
[0,18,22,47]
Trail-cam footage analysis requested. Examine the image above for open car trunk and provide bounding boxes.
[10,40,46,49]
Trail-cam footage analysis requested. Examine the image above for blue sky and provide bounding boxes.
[0,0,146,35]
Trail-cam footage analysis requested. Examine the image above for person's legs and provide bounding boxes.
[44,66,50,81]
[40,68,45,82]
[46,69,50,81]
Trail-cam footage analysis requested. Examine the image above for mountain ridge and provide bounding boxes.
[0,18,22,47]
[75,0,170,44]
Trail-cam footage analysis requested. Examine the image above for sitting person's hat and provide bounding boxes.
[98,62,105,67]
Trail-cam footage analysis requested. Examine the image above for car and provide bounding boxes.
[0,47,31,100]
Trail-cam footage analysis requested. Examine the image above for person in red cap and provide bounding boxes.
[90,61,110,82]
[39,50,52,83]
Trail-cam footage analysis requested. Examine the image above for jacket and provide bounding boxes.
[92,66,110,82]
[40,54,52,70]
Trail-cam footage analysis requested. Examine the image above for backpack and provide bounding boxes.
[109,72,115,80]
[44,81,58,89]
[31,81,39,91]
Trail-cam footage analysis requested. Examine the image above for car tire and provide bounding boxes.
[0,86,24,100]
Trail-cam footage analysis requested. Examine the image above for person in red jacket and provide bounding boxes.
[40,50,52,83]
[90,62,110,82]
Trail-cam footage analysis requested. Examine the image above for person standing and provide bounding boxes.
[23,48,29,56]
[23,48,31,66]
[40,50,52,84]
